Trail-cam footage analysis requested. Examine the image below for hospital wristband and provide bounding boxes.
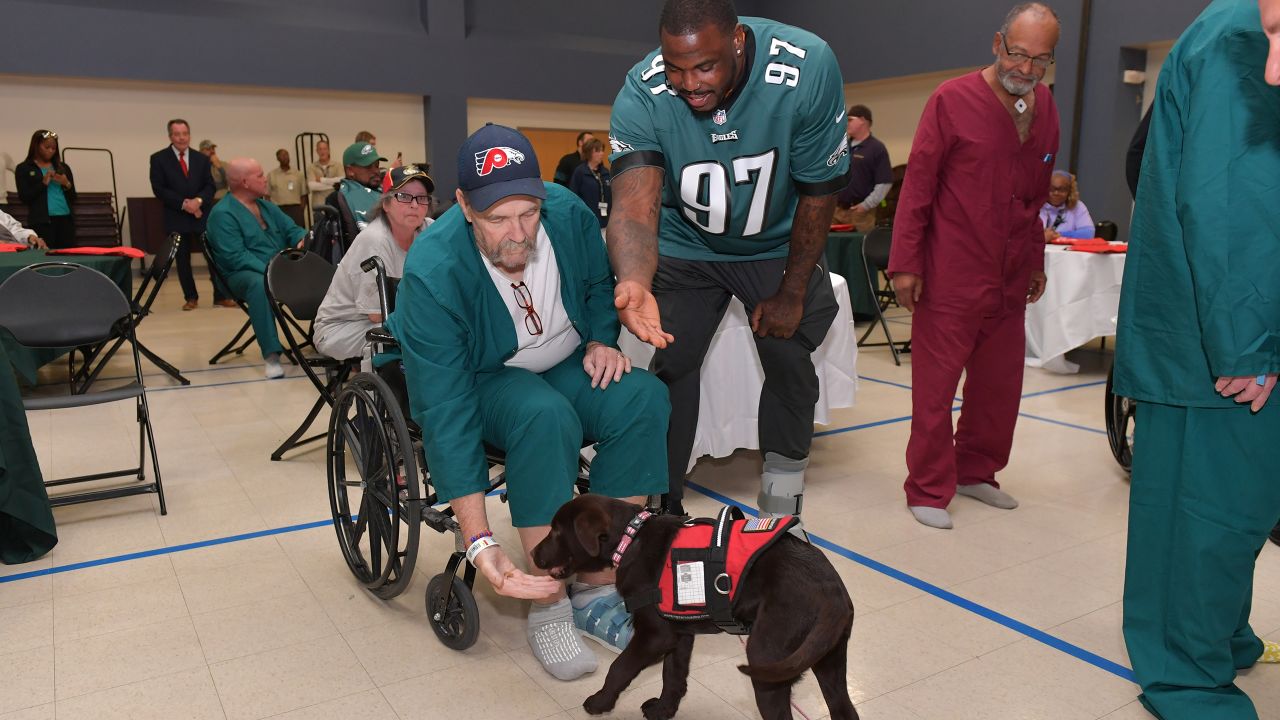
[466,536,500,565]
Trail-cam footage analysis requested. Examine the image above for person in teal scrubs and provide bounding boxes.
[1116,1,1280,717]
[206,158,306,379]
[388,125,668,681]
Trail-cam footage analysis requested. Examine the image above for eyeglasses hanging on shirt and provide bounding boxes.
[511,282,544,336]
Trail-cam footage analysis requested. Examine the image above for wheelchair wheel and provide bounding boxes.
[327,372,422,599]
[426,572,480,651]
[1105,367,1135,473]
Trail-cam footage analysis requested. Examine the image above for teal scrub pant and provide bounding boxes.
[476,350,669,527]
[1123,400,1280,720]
[225,270,283,357]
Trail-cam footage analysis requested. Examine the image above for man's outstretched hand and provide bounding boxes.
[614,280,674,349]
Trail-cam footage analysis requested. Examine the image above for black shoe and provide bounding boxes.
[1269,522,1280,547]
[658,494,687,517]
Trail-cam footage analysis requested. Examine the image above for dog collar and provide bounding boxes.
[611,510,654,567]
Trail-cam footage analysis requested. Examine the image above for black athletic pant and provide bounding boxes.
[650,255,838,510]
[32,215,76,249]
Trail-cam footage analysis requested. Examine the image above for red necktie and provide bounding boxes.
[178,152,188,177]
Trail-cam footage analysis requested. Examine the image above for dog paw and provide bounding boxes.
[583,692,617,715]
[641,697,675,720]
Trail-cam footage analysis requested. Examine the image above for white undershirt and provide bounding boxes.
[479,225,581,373]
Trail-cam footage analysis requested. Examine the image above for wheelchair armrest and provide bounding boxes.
[366,327,399,348]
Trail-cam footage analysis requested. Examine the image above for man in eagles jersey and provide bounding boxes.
[607,0,850,524]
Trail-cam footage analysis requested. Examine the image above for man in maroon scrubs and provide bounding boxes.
[888,2,1061,529]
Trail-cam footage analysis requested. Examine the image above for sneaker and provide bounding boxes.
[264,354,284,379]
[571,584,633,653]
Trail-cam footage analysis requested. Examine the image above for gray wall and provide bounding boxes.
[0,0,1211,232]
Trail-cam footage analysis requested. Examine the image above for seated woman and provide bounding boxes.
[1040,170,1095,240]
[314,165,433,363]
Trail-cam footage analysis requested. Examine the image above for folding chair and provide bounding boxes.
[857,227,911,366]
[266,248,357,461]
[70,234,190,392]
[0,262,166,514]
[201,235,257,365]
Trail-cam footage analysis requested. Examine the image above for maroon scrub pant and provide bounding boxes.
[904,304,1025,508]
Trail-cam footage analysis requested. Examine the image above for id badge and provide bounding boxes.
[598,202,609,217]
[675,561,706,606]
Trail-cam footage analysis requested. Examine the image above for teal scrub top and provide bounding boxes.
[205,195,306,275]
[41,167,70,217]
[1115,0,1280,408]
[387,182,619,502]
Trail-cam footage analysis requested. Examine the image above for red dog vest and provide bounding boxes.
[623,506,796,634]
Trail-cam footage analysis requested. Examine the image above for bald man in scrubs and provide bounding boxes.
[1116,1,1280,717]
[888,3,1061,529]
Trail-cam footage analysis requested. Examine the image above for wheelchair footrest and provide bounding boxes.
[422,505,460,534]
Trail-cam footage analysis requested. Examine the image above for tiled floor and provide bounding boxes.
[5,274,1280,720]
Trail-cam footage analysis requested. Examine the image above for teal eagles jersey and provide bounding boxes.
[609,17,850,262]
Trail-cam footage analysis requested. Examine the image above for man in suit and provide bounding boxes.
[149,119,232,310]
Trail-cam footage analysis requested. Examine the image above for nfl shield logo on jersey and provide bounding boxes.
[713,109,727,125]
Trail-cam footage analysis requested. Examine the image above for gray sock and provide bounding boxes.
[909,505,953,529]
[956,483,1019,509]
[527,597,597,681]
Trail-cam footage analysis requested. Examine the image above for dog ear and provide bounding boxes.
[573,506,609,557]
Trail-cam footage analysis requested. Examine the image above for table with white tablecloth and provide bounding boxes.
[620,273,858,471]
[1025,245,1126,374]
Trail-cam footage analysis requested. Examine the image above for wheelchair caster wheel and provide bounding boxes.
[426,572,480,651]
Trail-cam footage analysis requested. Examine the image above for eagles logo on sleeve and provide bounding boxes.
[474,146,526,177]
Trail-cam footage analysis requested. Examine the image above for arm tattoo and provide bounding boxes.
[605,166,664,289]
[780,193,837,297]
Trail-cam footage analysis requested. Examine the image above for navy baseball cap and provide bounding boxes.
[457,124,546,211]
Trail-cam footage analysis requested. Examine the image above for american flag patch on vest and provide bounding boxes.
[742,517,781,533]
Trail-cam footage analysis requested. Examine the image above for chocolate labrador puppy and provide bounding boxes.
[533,495,857,720]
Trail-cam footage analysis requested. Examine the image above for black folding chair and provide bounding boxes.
[201,236,257,365]
[857,227,911,366]
[69,235,190,392]
[0,262,166,514]
[266,248,357,460]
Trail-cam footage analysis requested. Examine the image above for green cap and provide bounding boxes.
[342,142,386,168]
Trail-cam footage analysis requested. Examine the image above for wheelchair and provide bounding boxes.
[1104,364,1135,473]
[325,256,590,650]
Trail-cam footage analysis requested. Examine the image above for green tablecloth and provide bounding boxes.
[0,341,56,563]
[825,232,880,319]
[0,250,132,385]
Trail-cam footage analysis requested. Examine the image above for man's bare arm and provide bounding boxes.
[605,166,664,289]
[779,193,837,298]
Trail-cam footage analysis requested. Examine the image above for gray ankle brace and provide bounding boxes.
[758,452,807,516]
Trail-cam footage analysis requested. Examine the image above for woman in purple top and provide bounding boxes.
[1040,170,1094,240]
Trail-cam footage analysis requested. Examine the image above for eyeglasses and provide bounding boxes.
[510,282,543,336]
[392,192,431,206]
[1000,34,1054,69]
[38,130,58,140]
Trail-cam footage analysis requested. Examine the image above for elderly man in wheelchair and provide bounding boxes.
[377,125,668,680]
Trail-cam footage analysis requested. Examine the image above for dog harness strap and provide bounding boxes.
[708,506,751,634]
[611,509,654,567]
[623,588,662,613]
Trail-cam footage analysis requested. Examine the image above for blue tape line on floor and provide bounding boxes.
[0,483,1134,684]
[683,480,1136,684]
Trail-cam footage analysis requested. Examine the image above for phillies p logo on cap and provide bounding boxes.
[474,146,526,177]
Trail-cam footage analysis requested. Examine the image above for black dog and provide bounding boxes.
[533,495,858,720]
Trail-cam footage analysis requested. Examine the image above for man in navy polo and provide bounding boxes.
[835,104,893,232]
